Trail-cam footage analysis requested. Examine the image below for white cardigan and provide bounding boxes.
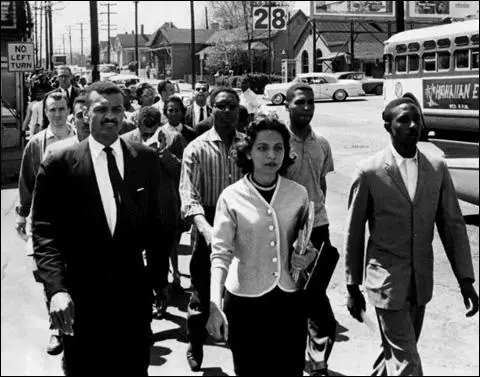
[211,175,309,297]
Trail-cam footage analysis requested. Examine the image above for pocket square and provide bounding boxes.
[137,187,145,192]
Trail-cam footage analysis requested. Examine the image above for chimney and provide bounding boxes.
[141,24,144,35]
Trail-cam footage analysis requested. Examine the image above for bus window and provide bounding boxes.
[395,56,407,73]
[438,51,451,70]
[455,49,469,69]
[472,48,479,69]
[408,54,419,72]
[384,54,392,75]
[423,53,437,72]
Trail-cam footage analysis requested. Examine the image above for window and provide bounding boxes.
[315,49,323,72]
[408,54,419,72]
[472,48,479,69]
[438,51,451,70]
[395,56,407,73]
[302,51,309,73]
[455,49,469,69]
[384,54,392,75]
[423,53,436,72]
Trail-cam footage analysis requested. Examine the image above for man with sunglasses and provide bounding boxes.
[185,81,212,132]
[179,87,245,371]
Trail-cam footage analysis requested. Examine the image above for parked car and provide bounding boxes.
[334,71,384,95]
[263,73,365,105]
[99,64,118,81]
[108,73,141,88]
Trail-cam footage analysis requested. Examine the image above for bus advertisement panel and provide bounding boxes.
[423,77,479,111]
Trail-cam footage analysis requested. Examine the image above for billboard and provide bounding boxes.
[311,1,395,20]
[407,1,479,20]
[1,1,16,29]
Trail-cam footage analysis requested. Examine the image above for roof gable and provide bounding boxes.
[147,26,215,47]
[117,33,151,48]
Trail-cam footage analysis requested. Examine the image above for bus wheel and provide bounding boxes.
[333,90,347,102]
[271,93,285,105]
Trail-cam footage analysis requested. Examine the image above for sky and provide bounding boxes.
[31,1,311,55]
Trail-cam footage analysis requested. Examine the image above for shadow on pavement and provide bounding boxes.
[335,322,350,342]
[464,214,479,226]
[149,345,171,366]
[153,312,188,343]
[201,367,230,376]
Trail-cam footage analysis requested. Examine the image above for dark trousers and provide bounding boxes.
[186,207,216,347]
[145,229,173,299]
[224,287,308,376]
[306,225,337,371]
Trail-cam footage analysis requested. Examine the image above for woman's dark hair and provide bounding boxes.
[236,115,295,175]
[135,82,155,106]
[163,95,186,116]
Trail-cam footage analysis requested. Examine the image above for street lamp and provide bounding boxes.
[134,1,139,76]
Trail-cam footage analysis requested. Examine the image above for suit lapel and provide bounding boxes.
[72,140,112,237]
[384,148,411,202]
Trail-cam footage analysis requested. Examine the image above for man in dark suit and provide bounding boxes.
[42,66,81,129]
[32,81,174,376]
[196,102,249,137]
[184,81,212,133]
[345,98,478,375]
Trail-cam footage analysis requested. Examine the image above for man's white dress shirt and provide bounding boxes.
[89,136,124,235]
[193,102,208,125]
[391,144,418,201]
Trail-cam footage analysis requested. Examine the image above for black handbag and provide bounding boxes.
[304,243,339,293]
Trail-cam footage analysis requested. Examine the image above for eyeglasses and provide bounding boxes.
[214,103,238,111]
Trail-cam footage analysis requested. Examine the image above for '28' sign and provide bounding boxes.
[253,6,288,30]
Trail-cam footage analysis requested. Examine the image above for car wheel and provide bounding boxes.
[375,85,383,95]
[271,93,285,105]
[333,90,348,102]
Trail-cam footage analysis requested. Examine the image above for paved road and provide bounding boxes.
[2,96,478,376]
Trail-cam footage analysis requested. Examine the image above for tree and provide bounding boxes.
[207,1,294,73]
[204,39,244,75]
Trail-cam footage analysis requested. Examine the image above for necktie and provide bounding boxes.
[199,107,205,123]
[104,146,123,211]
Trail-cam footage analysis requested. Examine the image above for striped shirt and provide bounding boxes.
[179,127,244,219]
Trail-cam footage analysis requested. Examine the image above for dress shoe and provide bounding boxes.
[46,334,63,356]
[186,344,203,372]
[311,368,329,376]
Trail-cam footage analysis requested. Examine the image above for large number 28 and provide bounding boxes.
[254,7,286,30]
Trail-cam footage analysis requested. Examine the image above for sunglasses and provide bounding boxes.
[214,103,238,111]
[195,87,209,93]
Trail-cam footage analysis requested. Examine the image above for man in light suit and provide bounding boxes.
[32,81,174,376]
[345,98,478,376]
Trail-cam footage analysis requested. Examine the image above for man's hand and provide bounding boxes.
[201,225,214,247]
[15,216,27,240]
[460,281,479,317]
[50,292,75,336]
[347,284,366,322]
[206,302,228,342]
[291,245,317,271]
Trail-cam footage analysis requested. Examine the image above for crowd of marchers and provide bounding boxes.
[14,64,479,376]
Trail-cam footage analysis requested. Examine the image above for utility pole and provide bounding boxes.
[190,0,196,88]
[62,34,66,54]
[90,1,100,82]
[268,0,272,77]
[312,20,316,72]
[205,7,208,29]
[396,0,405,33]
[100,2,118,64]
[69,26,73,64]
[39,1,43,67]
[134,1,139,76]
[350,20,355,71]
[45,1,49,70]
[79,22,84,66]
[48,1,53,71]
[34,1,38,66]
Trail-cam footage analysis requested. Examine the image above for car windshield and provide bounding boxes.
[100,65,116,73]
[353,73,365,80]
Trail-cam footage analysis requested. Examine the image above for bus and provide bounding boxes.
[383,20,479,206]
[52,54,67,66]
[383,19,479,140]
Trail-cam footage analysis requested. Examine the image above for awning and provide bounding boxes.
[196,41,268,56]
[318,52,349,61]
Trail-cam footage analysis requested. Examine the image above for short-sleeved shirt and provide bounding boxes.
[286,126,334,227]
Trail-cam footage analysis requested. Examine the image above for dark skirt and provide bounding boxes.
[223,286,307,376]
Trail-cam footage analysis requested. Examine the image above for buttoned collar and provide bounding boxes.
[193,102,207,113]
[289,124,316,142]
[46,124,75,139]
[206,126,243,143]
[89,135,122,160]
[166,122,184,132]
[390,143,418,166]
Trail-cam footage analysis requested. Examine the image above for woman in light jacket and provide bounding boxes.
[207,116,317,376]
